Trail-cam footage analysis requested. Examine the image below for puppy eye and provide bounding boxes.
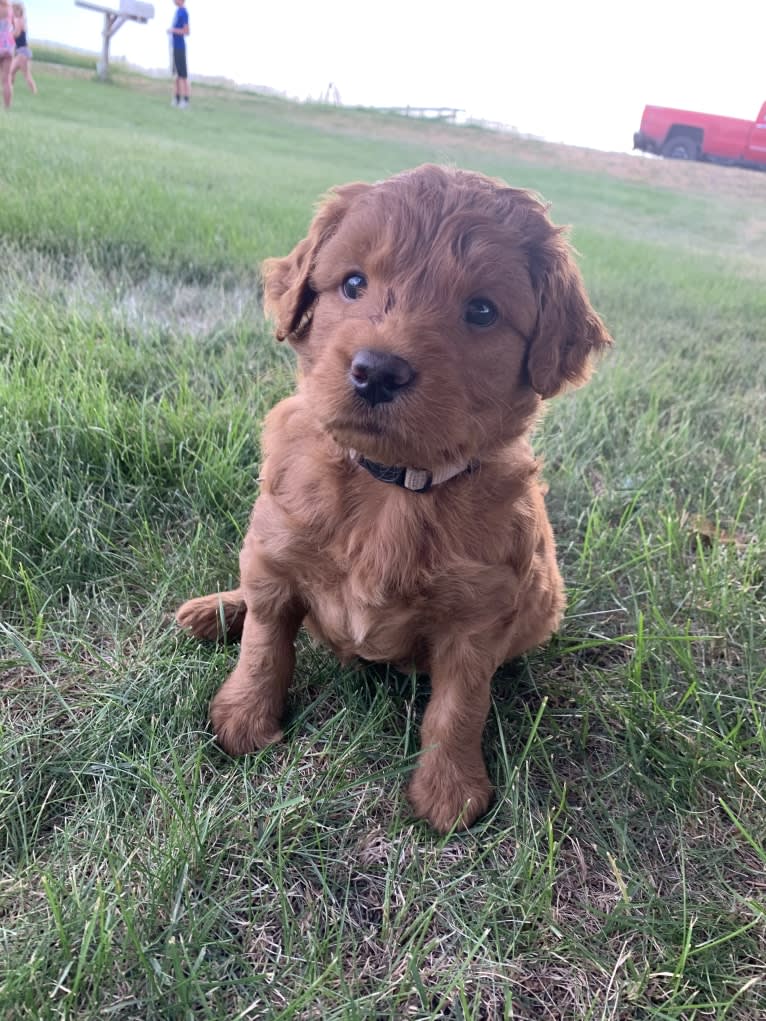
[341,273,367,300]
[465,298,498,327]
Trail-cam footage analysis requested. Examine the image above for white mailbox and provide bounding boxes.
[119,0,154,19]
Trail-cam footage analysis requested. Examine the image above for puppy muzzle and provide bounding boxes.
[349,349,416,406]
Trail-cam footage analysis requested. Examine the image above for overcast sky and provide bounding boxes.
[30,0,766,152]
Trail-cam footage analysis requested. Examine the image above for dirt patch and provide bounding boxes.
[494,135,766,201]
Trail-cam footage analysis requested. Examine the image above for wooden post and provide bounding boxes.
[98,11,127,79]
[99,11,111,78]
[75,2,154,80]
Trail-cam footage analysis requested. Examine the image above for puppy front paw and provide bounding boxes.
[408,756,493,833]
[209,689,284,755]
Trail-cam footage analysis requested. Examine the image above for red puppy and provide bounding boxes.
[177,164,612,832]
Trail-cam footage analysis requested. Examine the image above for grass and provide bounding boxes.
[1,63,765,1019]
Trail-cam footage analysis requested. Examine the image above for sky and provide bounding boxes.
[29,0,766,153]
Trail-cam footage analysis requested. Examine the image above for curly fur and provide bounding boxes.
[177,164,612,832]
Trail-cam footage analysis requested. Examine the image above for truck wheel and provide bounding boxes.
[661,135,699,160]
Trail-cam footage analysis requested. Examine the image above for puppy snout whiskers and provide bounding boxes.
[349,349,415,406]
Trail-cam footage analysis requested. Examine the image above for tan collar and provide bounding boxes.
[349,449,477,493]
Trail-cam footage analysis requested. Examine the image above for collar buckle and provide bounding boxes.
[402,467,433,492]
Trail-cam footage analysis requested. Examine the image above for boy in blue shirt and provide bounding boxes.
[168,0,189,108]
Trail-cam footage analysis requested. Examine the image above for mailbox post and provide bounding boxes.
[75,0,155,80]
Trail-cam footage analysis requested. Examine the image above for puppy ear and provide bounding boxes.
[262,182,372,342]
[526,231,613,399]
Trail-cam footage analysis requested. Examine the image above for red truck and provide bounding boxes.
[633,101,766,170]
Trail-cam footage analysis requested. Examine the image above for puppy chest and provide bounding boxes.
[301,571,429,665]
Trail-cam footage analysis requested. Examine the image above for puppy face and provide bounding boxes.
[263,165,611,468]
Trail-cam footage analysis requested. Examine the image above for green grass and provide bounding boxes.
[1,64,765,1020]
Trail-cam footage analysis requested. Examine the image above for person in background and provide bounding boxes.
[0,0,14,109]
[11,3,37,95]
[168,0,189,108]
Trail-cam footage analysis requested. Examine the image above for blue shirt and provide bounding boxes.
[172,7,188,50]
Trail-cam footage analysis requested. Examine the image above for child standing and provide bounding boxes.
[11,3,37,95]
[0,0,14,109]
[168,0,189,108]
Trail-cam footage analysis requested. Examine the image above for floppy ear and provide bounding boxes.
[262,182,373,342]
[526,230,613,399]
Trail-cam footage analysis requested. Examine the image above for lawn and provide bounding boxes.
[1,63,765,1020]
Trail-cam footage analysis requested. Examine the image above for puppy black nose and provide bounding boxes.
[349,349,415,406]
